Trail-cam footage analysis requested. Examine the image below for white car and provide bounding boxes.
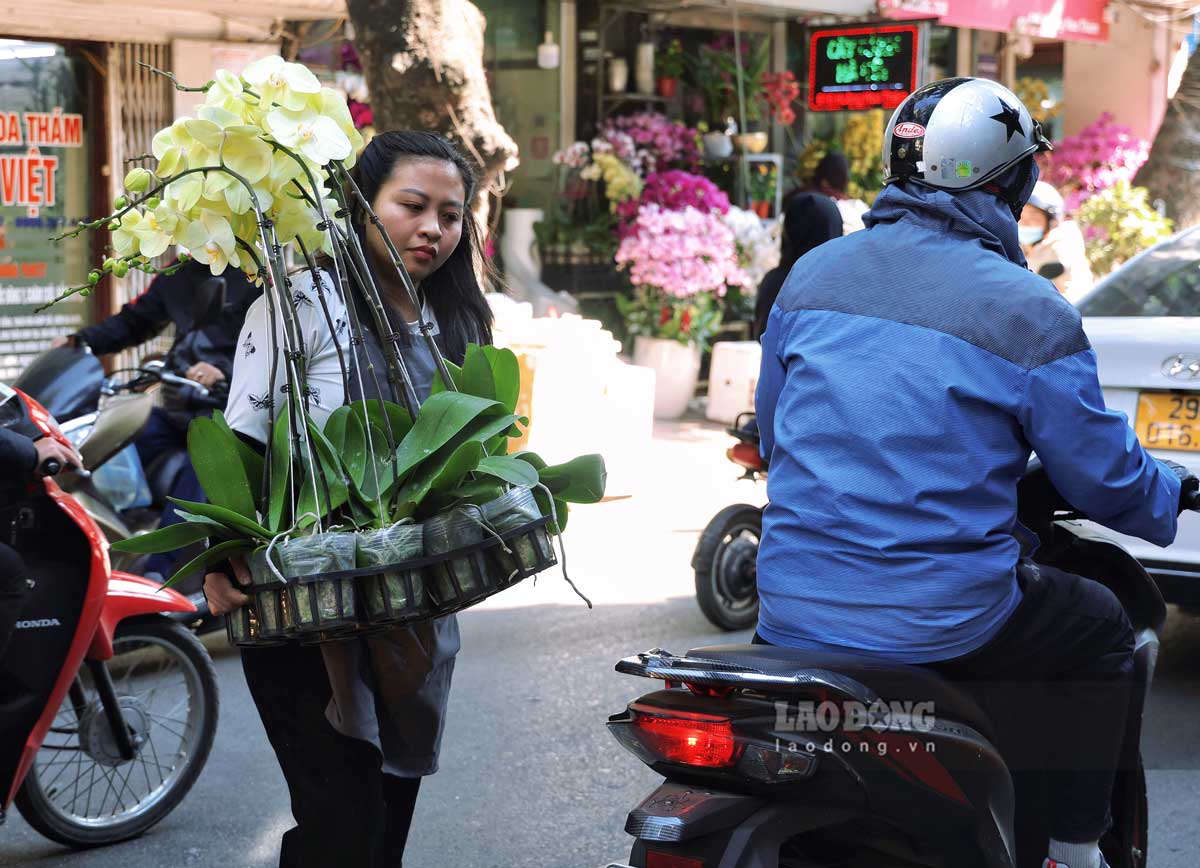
[1077,225,1200,609]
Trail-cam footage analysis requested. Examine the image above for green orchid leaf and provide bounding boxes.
[476,455,539,487]
[348,399,413,449]
[167,497,271,541]
[460,344,497,402]
[355,420,397,503]
[392,392,501,480]
[510,451,548,472]
[212,410,265,505]
[393,439,486,520]
[430,359,462,395]
[538,454,607,503]
[296,419,351,523]
[160,538,257,591]
[173,511,243,540]
[323,406,351,453]
[342,409,368,488]
[481,345,521,415]
[187,416,258,521]
[267,404,292,533]
[110,521,217,554]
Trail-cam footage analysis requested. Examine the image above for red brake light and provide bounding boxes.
[631,706,740,768]
[727,442,765,471]
[646,852,705,868]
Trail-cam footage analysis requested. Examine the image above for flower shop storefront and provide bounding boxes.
[532,0,905,420]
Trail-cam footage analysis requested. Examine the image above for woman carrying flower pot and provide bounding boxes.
[204,131,493,868]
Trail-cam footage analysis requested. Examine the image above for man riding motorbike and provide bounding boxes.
[50,257,260,581]
[0,393,84,658]
[754,77,1195,868]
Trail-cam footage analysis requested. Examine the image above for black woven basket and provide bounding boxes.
[225,518,557,645]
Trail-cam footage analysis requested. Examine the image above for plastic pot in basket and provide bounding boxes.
[277,531,359,632]
[225,603,260,646]
[357,522,427,624]
[424,506,492,609]
[481,486,556,582]
[247,546,293,639]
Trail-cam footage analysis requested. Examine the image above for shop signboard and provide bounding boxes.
[807,24,920,112]
[0,40,92,381]
[879,0,1109,44]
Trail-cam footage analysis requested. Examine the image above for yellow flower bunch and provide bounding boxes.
[591,152,643,211]
[61,55,365,302]
[840,109,884,186]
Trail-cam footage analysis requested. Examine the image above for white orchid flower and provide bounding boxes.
[244,55,321,112]
[180,208,241,275]
[112,210,142,259]
[130,205,184,259]
[205,69,244,105]
[266,107,352,167]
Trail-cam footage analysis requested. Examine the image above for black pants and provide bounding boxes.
[241,641,422,868]
[756,560,1135,844]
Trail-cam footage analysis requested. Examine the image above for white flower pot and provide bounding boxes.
[633,335,701,420]
[702,132,733,159]
[635,42,655,95]
[607,57,629,93]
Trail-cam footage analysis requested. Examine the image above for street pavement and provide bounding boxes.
[2,418,1198,867]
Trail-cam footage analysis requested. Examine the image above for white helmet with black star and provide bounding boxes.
[882,77,1052,214]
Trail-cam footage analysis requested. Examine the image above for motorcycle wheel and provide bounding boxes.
[693,504,762,631]
[14,618,218,848]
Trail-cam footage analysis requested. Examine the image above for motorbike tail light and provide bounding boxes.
[646,852,705,868]
[727,442,765,472]
[629,705,741,768]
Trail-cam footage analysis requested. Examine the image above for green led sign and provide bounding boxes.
[808,24,919,112]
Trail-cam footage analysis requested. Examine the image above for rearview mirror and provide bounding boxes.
[1037,262,1065,280]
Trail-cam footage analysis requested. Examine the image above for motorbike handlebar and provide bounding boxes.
[157,370,210,397]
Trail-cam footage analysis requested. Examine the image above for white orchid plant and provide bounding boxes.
[52,57,604,633]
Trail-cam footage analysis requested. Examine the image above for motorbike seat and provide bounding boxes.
[686,644,995,741]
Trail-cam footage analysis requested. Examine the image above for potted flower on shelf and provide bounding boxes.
[747,162,778,217]
[656,38,685,99]
[615,204,749,419]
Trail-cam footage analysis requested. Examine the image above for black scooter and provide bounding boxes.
[609,463,1186,868]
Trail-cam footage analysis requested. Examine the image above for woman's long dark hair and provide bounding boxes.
[350,131,494,360]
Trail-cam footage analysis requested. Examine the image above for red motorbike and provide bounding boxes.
[692,412,766,631]
[0,384,218,847]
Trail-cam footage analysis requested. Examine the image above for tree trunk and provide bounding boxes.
[1134,45,1200,228]
[345,0,518,219]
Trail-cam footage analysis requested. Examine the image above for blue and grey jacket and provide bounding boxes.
[754,182,1180,663]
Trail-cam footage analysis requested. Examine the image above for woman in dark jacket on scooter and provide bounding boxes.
[203,131,492,868]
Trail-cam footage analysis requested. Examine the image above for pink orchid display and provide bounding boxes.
[599,111,699,175]
[616,205,746,299]
[1045,113,1150,213]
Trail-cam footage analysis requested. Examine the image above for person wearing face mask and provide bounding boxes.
[1019,181,1094,303]
[202,131,493,868]
[755,78,1189,868]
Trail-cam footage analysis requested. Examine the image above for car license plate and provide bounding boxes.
[1135,391,1200,451]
